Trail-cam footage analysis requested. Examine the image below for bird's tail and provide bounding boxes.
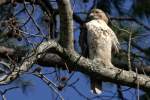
[90,77,102,94]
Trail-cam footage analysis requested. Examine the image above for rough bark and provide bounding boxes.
[0,40,150,92]
[58,0,74,50]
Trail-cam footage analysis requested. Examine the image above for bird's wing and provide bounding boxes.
[107,27,120,53]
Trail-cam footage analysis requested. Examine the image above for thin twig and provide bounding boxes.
[117,85,124,100]
[23,1,46,38]
[135,68,140,100]
[0,87,19,100]
[70,85,90,100]
[33,72,64,100]
[20,5,34,28]
[128,31,132,71]
[109,17,133,71]
[110,16,150,31]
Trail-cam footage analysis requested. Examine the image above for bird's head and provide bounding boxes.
[88,9,108,24]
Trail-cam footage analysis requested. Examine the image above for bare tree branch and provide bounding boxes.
[110,16,150,31]
[31,41,150,92]
[0,46,14,57]
[0,0,10,5]
[0,40,150,92]
[57,0,74,50]
[33,72,64,100]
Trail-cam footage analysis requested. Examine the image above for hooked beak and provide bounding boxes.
[88,13,94,20]
[89,13,94,17]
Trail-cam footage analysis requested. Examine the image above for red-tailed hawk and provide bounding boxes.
[86,9,119,94]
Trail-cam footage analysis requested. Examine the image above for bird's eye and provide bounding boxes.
[95,11,98,13]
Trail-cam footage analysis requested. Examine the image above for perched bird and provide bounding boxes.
[85,9,119,94]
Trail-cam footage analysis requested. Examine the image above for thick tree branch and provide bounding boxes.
[37,53,65,67]
[31,41,150,92]
[1,46,149,75]
[41,41,150,92]
[57,0,74,50]
[0,46,14,57]
[1,40,150,92]
[0,0,10,5]
[38,53,150,75]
